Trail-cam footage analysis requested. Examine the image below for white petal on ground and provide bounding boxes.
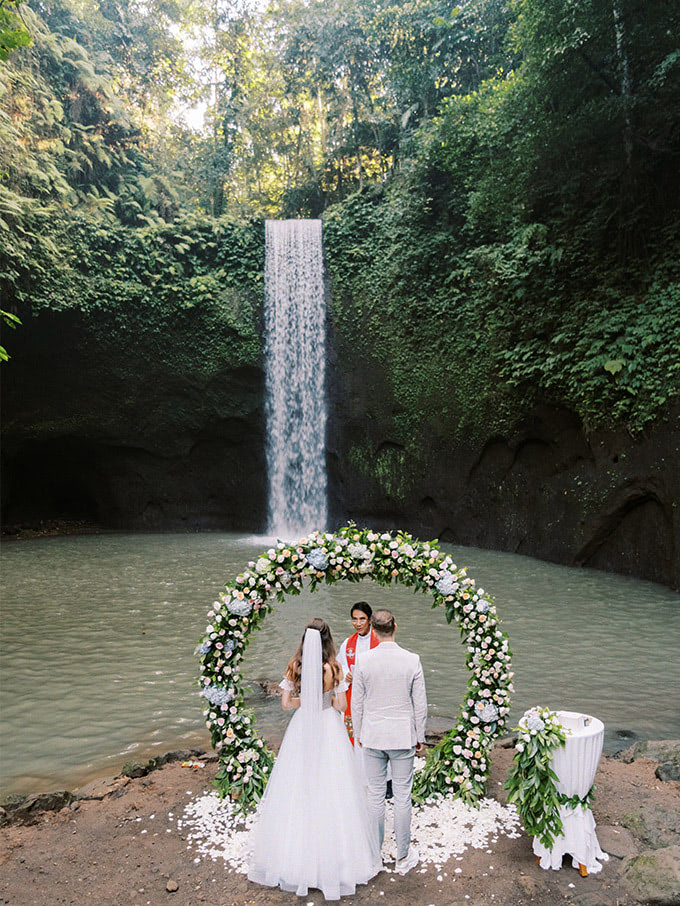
[177,793,256,874]
[178,790,521,874]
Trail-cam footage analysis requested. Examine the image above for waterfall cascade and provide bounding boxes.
[264,219,327,538]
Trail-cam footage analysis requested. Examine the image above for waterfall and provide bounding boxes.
[264,219,327,539]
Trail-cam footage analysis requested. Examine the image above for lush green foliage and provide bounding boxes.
[1,0,678,435]
[324,185,680,437]
[0,0,204,367]
[0,0,188,226]
[1,209,264,374]
[322,0,680,435]
[0,0,30,60]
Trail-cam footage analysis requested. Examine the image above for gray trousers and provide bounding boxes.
[363,746,415,861]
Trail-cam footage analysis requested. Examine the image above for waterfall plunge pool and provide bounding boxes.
[1,533,678,796]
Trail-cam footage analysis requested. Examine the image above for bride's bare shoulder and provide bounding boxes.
[322,661,336,691]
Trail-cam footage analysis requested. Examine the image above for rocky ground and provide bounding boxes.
[0,519,106,540]
[1,741,678,906]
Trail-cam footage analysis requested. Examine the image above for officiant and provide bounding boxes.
[336,602,380,745]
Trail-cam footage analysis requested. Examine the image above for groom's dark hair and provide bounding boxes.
[351,601,372,618]
[371,609,396,636]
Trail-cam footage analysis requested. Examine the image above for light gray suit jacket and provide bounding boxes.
[351,641,428,750]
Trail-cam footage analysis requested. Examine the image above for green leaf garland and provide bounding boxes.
[505,707,595,849]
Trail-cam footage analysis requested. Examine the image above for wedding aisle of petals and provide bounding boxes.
[178,792,522,876]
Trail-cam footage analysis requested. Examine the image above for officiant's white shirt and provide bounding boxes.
[351,641,427,751]
[337,632,374,678]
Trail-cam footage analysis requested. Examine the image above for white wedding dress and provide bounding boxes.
[248,628,381,900]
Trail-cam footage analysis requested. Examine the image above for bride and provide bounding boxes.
[248,618,382,900]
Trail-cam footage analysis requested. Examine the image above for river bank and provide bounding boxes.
[0,519,108,540]
[1,743,678,906]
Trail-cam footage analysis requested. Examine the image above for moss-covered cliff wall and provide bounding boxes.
[322,189,680,589]
[1,216,268,531]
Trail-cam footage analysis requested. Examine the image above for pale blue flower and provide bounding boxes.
[476,599,490,614]
[435,572,457,596]
[198,641,212,655]
[475,701,499,723]
[226,597,253,617]
[306,548,329,570]
[526,714,545,733]
[277,570,292,588]
[202,685,234,707]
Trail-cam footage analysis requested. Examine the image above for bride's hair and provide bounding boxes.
[285,617,343,693]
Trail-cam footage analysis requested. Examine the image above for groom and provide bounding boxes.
[351,609,427,875]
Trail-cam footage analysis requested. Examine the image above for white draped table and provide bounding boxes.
[533,710,610,875]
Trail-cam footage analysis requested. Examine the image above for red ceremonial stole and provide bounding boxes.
[344,629,380,745]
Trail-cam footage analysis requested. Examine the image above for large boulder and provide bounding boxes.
[619,741,680,783]
[621,846,680,905]
[619,741,680,763]
[0,790,74,824]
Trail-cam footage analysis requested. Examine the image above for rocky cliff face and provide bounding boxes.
[1,306,268,533]
[327,337,680,589]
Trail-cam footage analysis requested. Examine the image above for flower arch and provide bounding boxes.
[197,526,513,811]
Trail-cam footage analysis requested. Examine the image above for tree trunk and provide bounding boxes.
[612,0,633,171]
[349,62,363,190]
[611,0,637,258]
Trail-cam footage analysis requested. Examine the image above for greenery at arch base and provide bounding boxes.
[197,525,514,812]
[505,707,596,849]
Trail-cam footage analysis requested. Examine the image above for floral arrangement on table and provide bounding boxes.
[197,525,513,812]
[504,707,595,848]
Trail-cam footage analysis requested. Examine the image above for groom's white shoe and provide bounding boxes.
[395,846,419,875]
